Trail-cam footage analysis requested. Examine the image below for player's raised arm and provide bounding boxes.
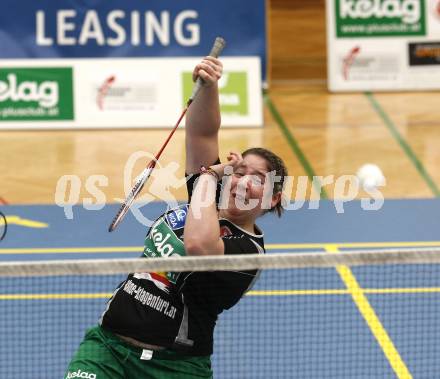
[185,57,223,174]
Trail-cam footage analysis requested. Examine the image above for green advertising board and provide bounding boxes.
[0,67,74,121]
[183,72,248,115]
[335,0,426,37]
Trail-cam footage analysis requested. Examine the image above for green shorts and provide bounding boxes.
[64,326,213,379]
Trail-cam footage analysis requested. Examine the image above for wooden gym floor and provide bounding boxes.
[1,0,439,204]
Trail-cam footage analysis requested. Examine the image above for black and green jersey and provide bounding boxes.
[100,172,265,356]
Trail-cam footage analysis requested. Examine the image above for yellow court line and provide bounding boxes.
[268,241,440,250]
[0,293,112,300]
[363,288,440,294]
[1,241,440,254]
[248,289,348,296]
[326,245,412,379]
[249,288,440,296]
[0,247,143,254]
[2,287,440,300]
[4,216,49,228]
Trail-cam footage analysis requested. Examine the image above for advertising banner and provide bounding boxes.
[0,0,266,75]
[0,57,262,129]
[0,0,266,128]
[327,0,440,91]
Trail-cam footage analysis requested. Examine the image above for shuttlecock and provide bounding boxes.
[356,164,385,190]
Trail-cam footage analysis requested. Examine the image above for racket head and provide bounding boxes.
[108,202,133,232]
[108,165,154,232]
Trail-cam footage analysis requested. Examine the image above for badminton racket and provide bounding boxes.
[109,37,226,232]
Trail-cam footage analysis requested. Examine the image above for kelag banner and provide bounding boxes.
[0,58,263,128]
[0,67,74,121]
[326,0,440,91]
[0,0,267,76]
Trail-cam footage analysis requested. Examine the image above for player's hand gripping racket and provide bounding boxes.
[108,37,226,232]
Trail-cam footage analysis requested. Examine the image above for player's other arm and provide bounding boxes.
[185,173,224,255]
[185,57,222,175]
[185,153,242,256]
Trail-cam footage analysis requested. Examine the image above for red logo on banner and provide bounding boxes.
[97,75,116,110]
[342,46,361,81]
[429,0,440,19]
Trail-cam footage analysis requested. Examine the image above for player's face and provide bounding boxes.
[223,154,279,221]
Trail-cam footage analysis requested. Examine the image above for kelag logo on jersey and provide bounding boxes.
[165,205,188,230]
[144,217,185,258]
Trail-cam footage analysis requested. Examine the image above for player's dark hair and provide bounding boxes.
[242,147,288,217]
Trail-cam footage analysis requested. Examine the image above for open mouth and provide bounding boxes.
[232,192,250,205]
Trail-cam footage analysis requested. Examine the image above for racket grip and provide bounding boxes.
[208,37,226,58]
[189,37,226,103]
